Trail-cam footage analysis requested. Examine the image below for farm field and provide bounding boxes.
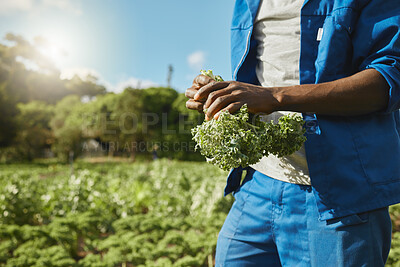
[1,160,400,266]
[0,160,232,266]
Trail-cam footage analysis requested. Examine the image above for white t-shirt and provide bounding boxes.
[250,0,311,185]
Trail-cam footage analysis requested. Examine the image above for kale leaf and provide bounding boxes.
[192,70,306,171]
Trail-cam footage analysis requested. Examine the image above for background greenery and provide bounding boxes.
[0,33,203,163]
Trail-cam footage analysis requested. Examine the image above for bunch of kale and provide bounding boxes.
[192,71,306,171]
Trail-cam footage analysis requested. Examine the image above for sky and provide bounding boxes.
[0,0,235,93]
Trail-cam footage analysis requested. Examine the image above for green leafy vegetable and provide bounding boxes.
[192,70,306,171]
[0,160,233,266]
[200,69,223,82]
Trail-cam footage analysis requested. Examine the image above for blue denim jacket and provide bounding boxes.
[227,0,400,220]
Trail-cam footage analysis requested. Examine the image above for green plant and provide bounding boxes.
[0,161,232,266]
[192,71,306,171]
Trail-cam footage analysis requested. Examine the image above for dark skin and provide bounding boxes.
[185,68,389,120]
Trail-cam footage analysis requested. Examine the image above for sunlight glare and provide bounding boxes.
[35,30,75,69]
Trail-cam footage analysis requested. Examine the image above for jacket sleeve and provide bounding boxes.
[353,0,400,113]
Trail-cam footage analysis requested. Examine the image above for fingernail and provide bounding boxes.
[214,112,220,120]
[194,93,199,100]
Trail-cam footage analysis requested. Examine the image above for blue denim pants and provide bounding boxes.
[215,169,392,266]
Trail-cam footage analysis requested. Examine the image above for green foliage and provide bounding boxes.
[200,70,223,82]
[192,104,306,171]
[50,96,85,162]
[193,71,306,171]
[167,93,205,161]
[0,33,105,155]
[140,87,179,157]
[13,101,54,160]
[37,86,203,162]
[388,205,400,266]
[0,160,232,266]
[0,172,45,225]
[265,114,307,158]
[65,75,106,97]
[1,161,400,266]
[114,88,144,159]
[388,232,400,267]
[0,33,205,162]
[0,33,106,103]
[75,87,203,161]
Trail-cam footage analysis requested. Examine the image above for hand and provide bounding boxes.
[193,81,280,120]
[185,74,214,112]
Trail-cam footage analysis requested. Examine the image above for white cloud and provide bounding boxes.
[41,0,82,15]
[0,0,33,13]
[0,0,82,15]
[187,51,206,70]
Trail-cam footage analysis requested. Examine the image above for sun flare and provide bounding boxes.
[34,31,74,69]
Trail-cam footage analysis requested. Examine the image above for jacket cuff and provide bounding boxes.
[366,56,400,113]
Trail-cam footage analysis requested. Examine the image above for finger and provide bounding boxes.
[194,81,229,101]
[185,92,206,103]
[214,102,243,120]
[186,74,214,99]
[194,74,213,86]
[186,99,204,111]
[185,87,198,99]
[206,94,238,120]
[204,87,236,110]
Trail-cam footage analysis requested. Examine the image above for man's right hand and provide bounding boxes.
[185,74,214,112]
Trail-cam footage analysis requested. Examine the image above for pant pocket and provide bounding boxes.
[327,211,369,227]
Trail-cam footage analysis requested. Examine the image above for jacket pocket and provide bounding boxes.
[346,114,400,185]
[315,8,358,82]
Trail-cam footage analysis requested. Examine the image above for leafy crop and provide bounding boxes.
[1,162,400,266]
[200,70,223,82]
[192,70,306,171]
[0,161,232,266]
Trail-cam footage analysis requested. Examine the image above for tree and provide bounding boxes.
[0,82,19,147]
[169,93,204,160]
[81,93,120,157]
[140,87,179,157]
[50,95,84,162]
[64,74,106,98]
[113,88,144,160]
[0,39,31,146]
[0,33,107,157]
[14,101,54,160]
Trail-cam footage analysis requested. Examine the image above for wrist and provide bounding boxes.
[270,86,287,112]
[271,85,306,112]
